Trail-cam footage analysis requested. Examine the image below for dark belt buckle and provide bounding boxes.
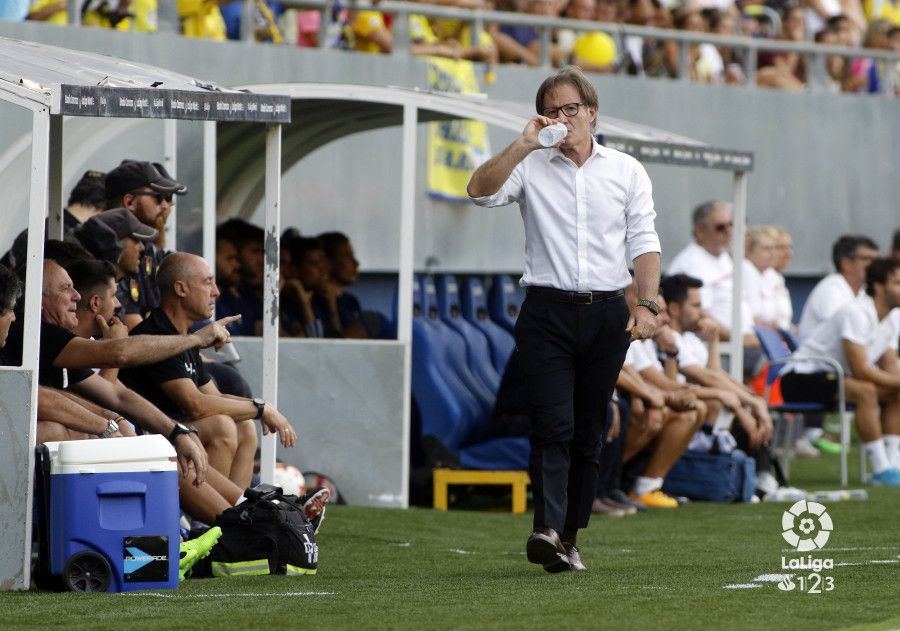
[573,291,593,305]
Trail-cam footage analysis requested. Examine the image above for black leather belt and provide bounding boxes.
[527,286,624,305]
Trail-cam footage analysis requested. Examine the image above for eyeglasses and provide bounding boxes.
[712,221,733,233]
[131,190,173,204]
[541,102,585,119]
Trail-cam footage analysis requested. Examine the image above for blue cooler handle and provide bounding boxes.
[96,481,148,496]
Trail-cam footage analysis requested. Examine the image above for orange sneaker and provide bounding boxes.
[629,490,679,509]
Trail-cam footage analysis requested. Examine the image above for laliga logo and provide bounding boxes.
[782,500,833,552]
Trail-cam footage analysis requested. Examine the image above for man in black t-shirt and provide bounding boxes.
[120,252,297,490]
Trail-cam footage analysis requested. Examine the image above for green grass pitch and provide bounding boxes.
[1,448,897,630]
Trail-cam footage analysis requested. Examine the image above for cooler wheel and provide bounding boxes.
[63,551,112,592]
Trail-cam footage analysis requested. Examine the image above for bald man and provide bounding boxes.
[120,253,297,490]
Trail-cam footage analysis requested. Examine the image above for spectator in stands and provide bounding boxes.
[865,0,900,24]
[674,8,724,83]
[493,0,561,65]
[709,8,747,83]
[347,9,393,53]
[805,0,866,41]
[555,0,618,72]
[767,225,795,331]
[798,234,878,336]
[0,1,29,20]
[214,218,264,336]
[667,200,758,350]
[178,0,228,40]
[742,226,779,329]
[621,0,678,77]
[220,0,284,41]
[756,5,808,91]
[781,257,900,485]
[105,160,185,328]
[120,253,297,489]
[29,0,158,30]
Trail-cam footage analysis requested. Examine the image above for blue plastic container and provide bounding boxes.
[46,435,180,592]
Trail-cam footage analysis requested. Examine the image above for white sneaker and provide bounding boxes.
[793,437,820,459]
[764,486,808,502]
[756,471,779,497]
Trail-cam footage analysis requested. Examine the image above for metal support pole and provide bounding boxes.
[163,119,178,250]
[18,110,52,591]
[240,0,255,42]
[47,115,64,241]
[539,26,552,68]
[202,121,217,276]
[729,170,748,382]
[396,104,418,508]
[392,6,410,57]
[259,124,282,486]
[67,0,79,25]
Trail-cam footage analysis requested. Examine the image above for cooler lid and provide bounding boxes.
[53,435,176,470]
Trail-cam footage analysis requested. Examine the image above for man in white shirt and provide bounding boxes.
[797,235,879,338]
[468,67,661,573]
[781,258,900,486]
[667,200,756,348]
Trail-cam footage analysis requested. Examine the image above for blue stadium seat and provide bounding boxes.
[488,274,520,335]
[459,277,516,375]
[420,276,495,421]
[435,274,501,397]
[410,275,483,449]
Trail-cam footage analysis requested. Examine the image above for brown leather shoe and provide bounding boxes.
[591,497,626,516]
[563,543,586,571]
[526,528,571,573]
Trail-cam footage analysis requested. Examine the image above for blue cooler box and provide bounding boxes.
[46,435,180,592]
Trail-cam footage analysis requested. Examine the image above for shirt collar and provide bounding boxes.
[547,135,607,163]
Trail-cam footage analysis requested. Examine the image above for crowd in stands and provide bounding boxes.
[4,0,898,94]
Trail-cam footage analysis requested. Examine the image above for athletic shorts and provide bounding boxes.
[780,371,839,406]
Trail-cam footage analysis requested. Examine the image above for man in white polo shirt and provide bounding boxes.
[781,257,900,486]
[795,234,879,453]
[797,235,879,338]
[667,200,756,349]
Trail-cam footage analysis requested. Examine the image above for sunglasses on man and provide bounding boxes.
[131,190,174,204]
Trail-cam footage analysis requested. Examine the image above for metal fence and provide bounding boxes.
[61,0,900,96]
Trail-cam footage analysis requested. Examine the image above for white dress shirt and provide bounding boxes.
[470,138,661,292]
[667,242,754,335]
[787,297,900,375]
[797,273,864,338]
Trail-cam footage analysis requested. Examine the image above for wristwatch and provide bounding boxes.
[252,397,266,420]
[98,418,119,439]
[168,421,198,445]
[636,299,660,316]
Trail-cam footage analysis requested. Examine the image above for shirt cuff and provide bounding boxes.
[628,234,662,261]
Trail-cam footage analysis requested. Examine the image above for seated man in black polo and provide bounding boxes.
[120,252,297,490]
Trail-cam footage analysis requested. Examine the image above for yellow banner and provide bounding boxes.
[426,57,489,203]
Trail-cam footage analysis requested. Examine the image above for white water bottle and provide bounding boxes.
[538,123,567,147]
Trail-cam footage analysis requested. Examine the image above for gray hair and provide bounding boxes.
[691,200,731,227]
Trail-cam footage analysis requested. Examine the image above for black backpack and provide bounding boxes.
[208,484,318,577]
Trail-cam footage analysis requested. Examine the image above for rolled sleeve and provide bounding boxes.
[625,161,661,261]
[468,163,524,208]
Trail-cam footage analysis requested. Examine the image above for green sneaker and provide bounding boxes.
[812,435,843,455]
[179,526,222,581]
